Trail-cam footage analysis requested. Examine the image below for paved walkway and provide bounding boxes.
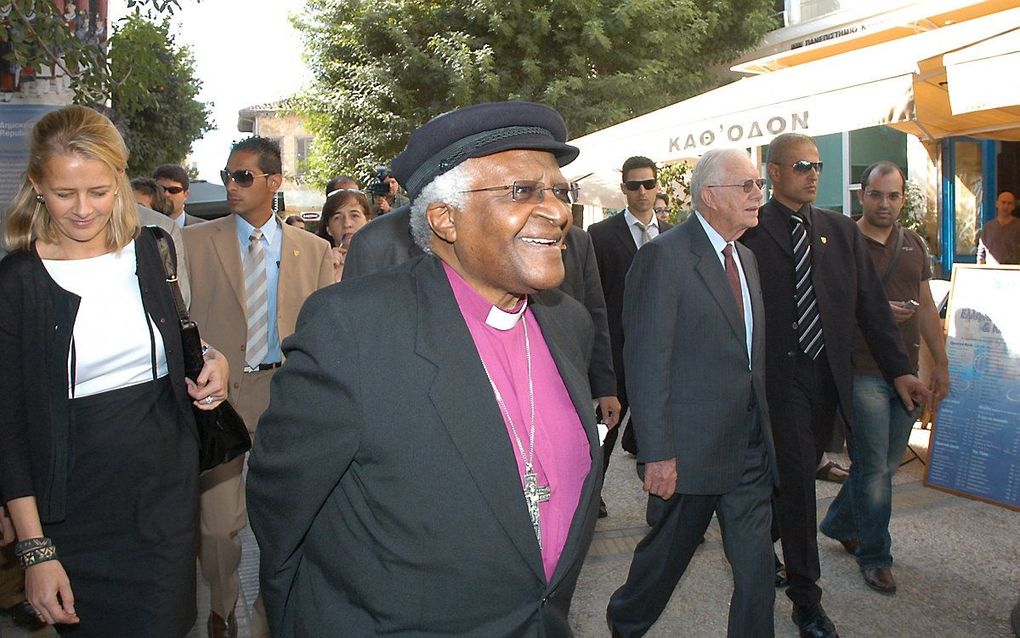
[4,428,1019,637]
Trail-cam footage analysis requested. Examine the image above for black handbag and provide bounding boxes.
[147,227,252,472]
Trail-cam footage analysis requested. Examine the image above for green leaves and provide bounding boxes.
[294,0,779,189]
[108,14,212,175]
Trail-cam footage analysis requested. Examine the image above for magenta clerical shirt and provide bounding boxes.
[444,263,591,582]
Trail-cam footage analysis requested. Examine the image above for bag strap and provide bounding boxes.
[881,225,905,285]
[145,226,191,324]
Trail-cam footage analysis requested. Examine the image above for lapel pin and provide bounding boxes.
[293,250,300,257]
[820,236,827,244]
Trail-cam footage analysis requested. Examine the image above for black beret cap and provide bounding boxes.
[391,101,579,201]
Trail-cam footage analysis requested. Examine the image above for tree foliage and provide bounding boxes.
[293,0,778,186]
[0,0,192,104]
[108,13,212,176]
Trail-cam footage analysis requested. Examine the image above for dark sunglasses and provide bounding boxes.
[220,169,271,187]
[162,185,185,195]
[624,179,658,191]
[791,160,823,174]
[705,178,766,194]
[461,180,580,205]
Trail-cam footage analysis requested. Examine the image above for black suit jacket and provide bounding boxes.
[341,205,420,280]
[588,212,672,398]
[624,218,778,493]
[739,199,912,423]
[247,255,602,637]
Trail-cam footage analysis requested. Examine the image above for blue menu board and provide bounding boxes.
[926,265,1020,510]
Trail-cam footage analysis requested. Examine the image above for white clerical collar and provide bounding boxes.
[485,298,528,330]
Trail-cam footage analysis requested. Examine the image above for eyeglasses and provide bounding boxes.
[460,180,580,205]
[863,190,903,203]
[790,160,823,174]
[624,179,658,191]
[653,206,669,215]
[220,169,271,187]
[162,185,185,195]
[705,178,766,193]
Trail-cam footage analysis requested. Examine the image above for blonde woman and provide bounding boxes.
[0,105,227,637]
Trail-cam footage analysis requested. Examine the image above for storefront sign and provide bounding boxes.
[669,111,810,152]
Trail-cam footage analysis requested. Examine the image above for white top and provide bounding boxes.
[695,212,753,365]
[43,241,169,398]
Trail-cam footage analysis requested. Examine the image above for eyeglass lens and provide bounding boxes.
[163,185,185,194]
[221,169,256,187]
[624,179,658,191]
[511,180,579,205]
[792,161,823,174]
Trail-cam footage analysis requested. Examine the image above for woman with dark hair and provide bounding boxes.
[0,105,228,637]
[316,189,372,281]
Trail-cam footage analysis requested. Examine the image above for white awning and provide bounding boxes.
[944,28,1020,114]
[568,7,1020,208]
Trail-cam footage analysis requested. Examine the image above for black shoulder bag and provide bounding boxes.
[148,227,252,472]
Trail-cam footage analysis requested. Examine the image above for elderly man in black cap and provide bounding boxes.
[247,102,602,637]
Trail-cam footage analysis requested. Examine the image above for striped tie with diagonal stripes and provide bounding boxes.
[790,213,824,359]
[244,228,270,368]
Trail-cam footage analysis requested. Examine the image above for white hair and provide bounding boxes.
[690,148,753,211]
[409,162,477,254]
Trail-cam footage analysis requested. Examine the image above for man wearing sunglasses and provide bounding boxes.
[740,133,929,638]
[607,149,777,638]
[588,156,673,517]
[248,101,601,638]
[153,163,204,227]
[183,137,334,638]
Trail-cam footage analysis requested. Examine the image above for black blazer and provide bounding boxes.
[739,199,912,423]
[588,212,672,397]
[341,205,420,281]
[624,218,778,493]
[248,255,602,637]
[0,231,195,518]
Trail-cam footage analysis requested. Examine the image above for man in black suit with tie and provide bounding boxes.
[247,102,602,637]
[588,156,672,516]
[606,149,778,637]
[739,133,929,638]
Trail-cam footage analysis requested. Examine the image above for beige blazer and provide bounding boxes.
[183,215,334,393]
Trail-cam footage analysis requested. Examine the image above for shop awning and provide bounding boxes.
[568,8,1020,208]
[944,28,1020,115]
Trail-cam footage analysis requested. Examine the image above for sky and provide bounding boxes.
[108,0,312,182]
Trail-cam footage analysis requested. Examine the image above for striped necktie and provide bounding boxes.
[790,213,824,359]
[635,220,652,246]
[244,228,270,368]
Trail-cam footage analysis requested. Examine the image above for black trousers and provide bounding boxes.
[771,351,840,608]
[608,422,775,638]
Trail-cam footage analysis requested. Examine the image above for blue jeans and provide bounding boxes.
[820,375,918,569]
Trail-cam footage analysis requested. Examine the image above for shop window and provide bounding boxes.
[848,126,908,217]
[814,133,843,213]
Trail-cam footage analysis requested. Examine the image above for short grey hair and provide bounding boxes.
[690,148,753,211]
[409,163,475,254]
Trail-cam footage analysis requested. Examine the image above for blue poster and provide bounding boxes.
[926,265,1020,510]
[0,104,61,211]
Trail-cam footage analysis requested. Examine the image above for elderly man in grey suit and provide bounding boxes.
[607,149,779,637]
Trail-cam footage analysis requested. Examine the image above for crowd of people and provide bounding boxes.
[0,98,1003,638]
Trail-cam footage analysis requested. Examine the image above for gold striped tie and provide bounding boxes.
[244,228,269,368]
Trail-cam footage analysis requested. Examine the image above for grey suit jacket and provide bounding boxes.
[623,217,778,494]
[248,255,602,637]
[137,205,190,307]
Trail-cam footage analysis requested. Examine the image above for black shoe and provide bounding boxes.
[3,601,46,631]
[599,498,608,518]
[792,603,839,638]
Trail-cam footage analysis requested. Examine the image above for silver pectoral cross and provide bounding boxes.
[523,468,551,548]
